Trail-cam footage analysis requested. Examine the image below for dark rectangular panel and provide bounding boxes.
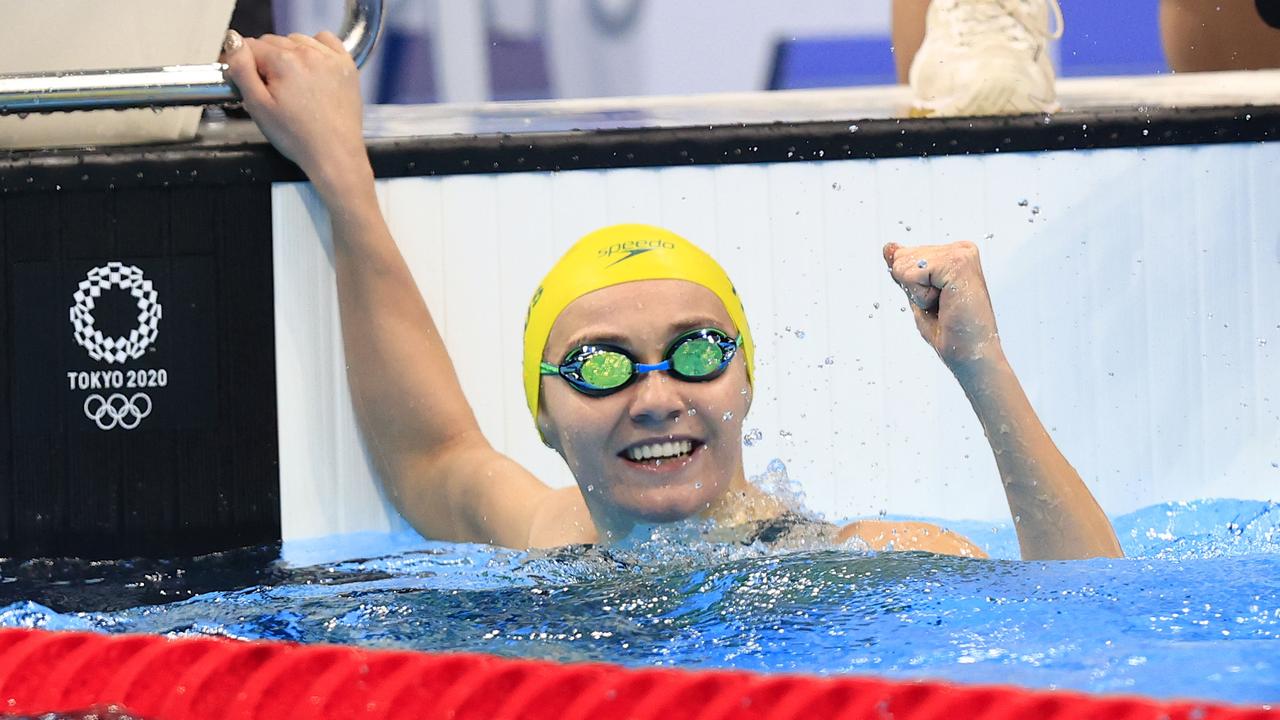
[2,182,278,558]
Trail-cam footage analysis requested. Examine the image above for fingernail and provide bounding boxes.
[223,29,243,54]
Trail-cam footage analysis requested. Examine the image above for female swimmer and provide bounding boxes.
[222,30,1122,561]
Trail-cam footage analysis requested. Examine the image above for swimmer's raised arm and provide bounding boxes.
[883,241,1122,561]
[223,31,562,548]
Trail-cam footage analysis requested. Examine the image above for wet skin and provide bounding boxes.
[538,279,774,540]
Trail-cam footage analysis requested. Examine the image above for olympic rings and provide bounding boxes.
[83,392,152,431]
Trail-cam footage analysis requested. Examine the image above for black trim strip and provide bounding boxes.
[1,104,1277,193]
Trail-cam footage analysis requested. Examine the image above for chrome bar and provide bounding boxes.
[0,0,383,115]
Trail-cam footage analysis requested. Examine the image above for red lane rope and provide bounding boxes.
[0,628,1274,720]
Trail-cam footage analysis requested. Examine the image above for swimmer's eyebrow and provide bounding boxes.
[563,316,730,352]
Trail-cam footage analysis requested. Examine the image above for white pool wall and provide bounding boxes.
[274,141,1280,542]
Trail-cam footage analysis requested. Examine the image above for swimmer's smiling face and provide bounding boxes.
[539,279,751,535]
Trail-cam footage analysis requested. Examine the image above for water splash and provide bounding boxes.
[3,501,1279,705]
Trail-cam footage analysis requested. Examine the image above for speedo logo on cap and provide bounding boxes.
[599,239,676,267]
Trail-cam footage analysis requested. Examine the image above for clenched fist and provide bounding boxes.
[883,241,1003,372]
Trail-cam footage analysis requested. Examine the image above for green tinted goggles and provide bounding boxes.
[541,328,740,396]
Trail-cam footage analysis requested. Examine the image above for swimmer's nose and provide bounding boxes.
[627,371,685,425]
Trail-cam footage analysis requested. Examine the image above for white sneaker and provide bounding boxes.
[908,0,1064,117]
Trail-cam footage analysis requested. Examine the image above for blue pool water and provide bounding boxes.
[2,497,1278,707]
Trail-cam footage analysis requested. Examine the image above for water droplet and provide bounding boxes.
[984,233,994,240]
[873,302,880,310]
[1017,199,1029,207]
[905,225,912,232]
[722,410,734,421]
[778,429,793,440]
[900,306,908,312]
[1258,338,1269,347]
[917,259,928,269]
[823,356,834,365]
[694,482,703,489]
[687,408,697,416]
[586,484,594,492]
[743,428,763,446]
[1031,206,1041,215]
[831,182,842,190]
[848,124,860,132]
[793,328,806,339]
[1142,129,1150,136]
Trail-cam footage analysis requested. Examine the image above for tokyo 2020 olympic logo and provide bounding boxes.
[68,263,165,431]
[69,262,162,364]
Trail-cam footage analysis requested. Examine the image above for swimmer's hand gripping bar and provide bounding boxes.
[0,0,382,115]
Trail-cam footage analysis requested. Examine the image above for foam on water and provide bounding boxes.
[2,498,1278,705]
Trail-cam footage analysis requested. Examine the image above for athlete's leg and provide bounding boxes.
[892,0,933,83]
[1160,0,1280,71]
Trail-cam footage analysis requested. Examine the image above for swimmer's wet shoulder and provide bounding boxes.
[836,520,988,558]
[699,511,988,558]
[528,499,988,557]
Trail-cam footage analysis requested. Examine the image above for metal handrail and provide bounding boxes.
[0,0,383,115]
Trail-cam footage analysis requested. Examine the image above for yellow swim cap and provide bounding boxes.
[523,223,755,423]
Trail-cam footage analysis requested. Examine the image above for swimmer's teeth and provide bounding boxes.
[626,440,693,461]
